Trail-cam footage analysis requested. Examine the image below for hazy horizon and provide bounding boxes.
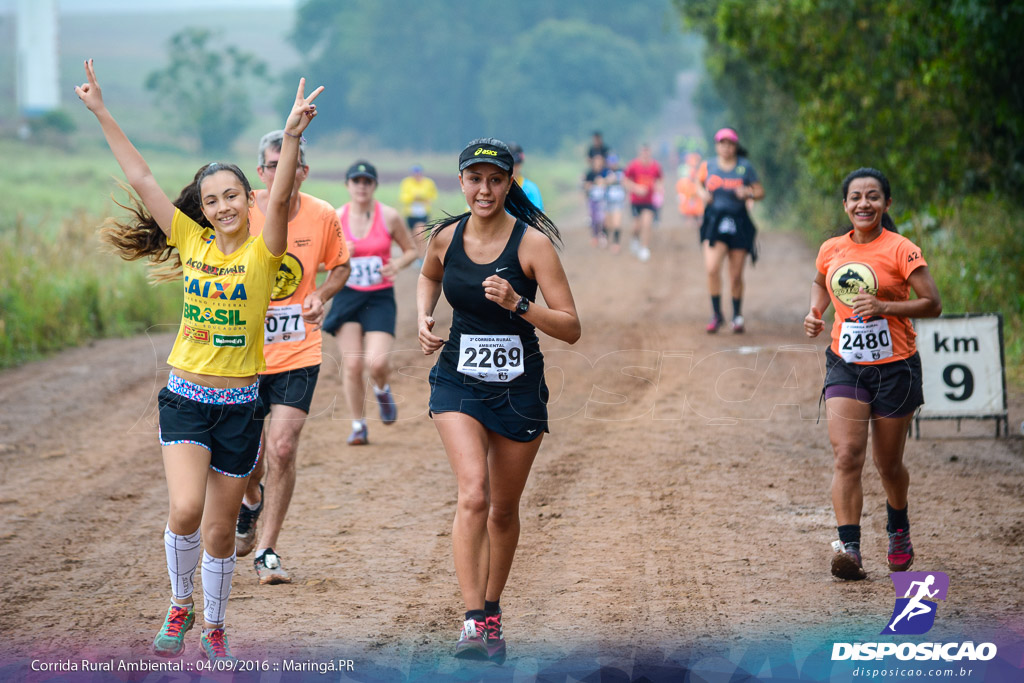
[1,0,297,14]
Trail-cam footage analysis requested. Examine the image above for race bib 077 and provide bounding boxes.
[457,335,525,383]
[265,303,306,345]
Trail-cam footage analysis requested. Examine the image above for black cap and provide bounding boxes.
[346,160,377,181]
[458,138,514,173]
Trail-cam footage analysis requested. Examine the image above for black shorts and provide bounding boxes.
[259,364,320,414]
[322,287,397,336]
[158,375,264,477]
[406,216,428,230]
[823,348,924,418]
[428,364,548,442]
[700,207,758,260]
[631,202,656,217]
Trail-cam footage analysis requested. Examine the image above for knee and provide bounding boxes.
[266,433,299,469]
[168,499,203,533]
[202,517,236,550]
[488,502,518,531]
[369,355,390,379]
[342,357,364,381]
[457,485,489,518]
[832,445,866,476]
[874,456,906,481]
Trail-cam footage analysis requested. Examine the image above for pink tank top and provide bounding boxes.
[338,201,393,292]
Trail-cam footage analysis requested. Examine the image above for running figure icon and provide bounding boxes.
[887,574,939,632]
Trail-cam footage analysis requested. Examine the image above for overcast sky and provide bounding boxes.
[2,0,297,12]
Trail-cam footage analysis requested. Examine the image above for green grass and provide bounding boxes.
[0,135,584,369]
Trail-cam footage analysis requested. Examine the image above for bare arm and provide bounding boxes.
[738,181,765,201]
[381,207,418,278]
[76,59,175,235]
[263,79,324,256]
[301,262,350,328]
[484,231,581,344]
[804,271,832,338]
[417,231,449,355]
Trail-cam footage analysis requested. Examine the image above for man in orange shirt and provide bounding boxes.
[235,130,350,585]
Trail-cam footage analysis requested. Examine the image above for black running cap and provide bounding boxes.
[346,160,377,181]
[458,138,514,173]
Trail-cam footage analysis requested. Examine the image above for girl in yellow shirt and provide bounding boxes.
[76,59,322,663]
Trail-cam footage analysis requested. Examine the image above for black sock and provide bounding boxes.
[465,609,485,623]
[886,502,910,534]
[837,524,861,547]
[711,295,722,319]
[484,600,501,616]
[732,298,742,318]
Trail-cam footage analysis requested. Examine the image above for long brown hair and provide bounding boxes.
[99,163,252,282]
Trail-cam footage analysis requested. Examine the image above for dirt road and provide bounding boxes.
[1,210,1021,682]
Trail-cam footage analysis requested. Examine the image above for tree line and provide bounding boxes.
[283,0,693,152]
[676,0,1024,211]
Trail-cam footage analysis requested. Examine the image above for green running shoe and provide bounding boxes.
[153,603,195,657]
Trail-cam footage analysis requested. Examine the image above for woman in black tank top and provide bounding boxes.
[417,139,581,662]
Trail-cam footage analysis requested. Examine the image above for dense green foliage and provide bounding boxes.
[288,0,690,150]
[680,0,1024,383]
[678,0,1024,207]
[145,28,270,155]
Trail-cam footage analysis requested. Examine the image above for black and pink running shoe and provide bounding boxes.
[887,528,915,572]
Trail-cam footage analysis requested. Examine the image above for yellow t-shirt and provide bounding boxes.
[166,209,283,377]
[398,176,438,217]
[249,192,348,373]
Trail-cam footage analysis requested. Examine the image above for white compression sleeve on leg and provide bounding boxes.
[164,526,201,603]
[201,551,237,626]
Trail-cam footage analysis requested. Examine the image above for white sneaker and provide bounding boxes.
[637,247,651,262]
[629,237,640,255]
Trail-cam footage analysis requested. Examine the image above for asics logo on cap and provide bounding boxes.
[475,148,498,157]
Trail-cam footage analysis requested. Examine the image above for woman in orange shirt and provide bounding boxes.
[804,168,941,580]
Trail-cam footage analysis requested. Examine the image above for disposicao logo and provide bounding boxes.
[884,571,948,635]
[831,571,997,662]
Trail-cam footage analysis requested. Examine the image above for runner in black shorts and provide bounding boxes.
[322,160,417,446]
[417,138,581,663]
[805,167,941,581]
[76,60,322,662]
[234,130,350,587]
[323,288,397,336]
[697,128,764,333]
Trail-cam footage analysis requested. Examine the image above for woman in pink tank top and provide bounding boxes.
[322,160,418,445]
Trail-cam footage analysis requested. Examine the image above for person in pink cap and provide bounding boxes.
[697,127,764,333]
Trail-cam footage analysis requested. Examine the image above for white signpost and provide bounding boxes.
[913,314,1008,437]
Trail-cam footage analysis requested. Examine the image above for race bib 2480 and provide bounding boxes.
[839,317,893,363]
[457,335,524,383]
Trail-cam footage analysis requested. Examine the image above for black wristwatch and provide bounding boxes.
[514,295,530,315]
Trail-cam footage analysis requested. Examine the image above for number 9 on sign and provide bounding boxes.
[941,363,974,401]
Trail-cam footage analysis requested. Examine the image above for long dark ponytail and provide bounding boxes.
[835,167,897,236]
[99,162,252,282]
